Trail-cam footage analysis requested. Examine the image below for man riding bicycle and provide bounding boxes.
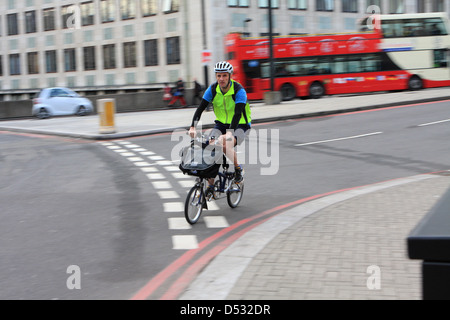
[189,61,251,195]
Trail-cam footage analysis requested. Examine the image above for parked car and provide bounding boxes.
[32,87,94,119]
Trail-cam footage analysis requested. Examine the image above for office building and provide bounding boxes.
[0,0,448,101]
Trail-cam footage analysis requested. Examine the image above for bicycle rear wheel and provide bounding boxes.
[227,181,244,208]
[185,185,204,224]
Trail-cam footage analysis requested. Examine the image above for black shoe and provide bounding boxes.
[205,185,215,200]
[234,165,244,183]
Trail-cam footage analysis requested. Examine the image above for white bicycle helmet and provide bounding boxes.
[214,61,233,74]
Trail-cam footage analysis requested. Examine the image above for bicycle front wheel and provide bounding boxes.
[185,185,204,224]
[227,181,244,208]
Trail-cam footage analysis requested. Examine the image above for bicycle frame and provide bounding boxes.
[183,136,244,224]
[214,170,235,197]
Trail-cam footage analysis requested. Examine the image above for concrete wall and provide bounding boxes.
[0,90,194,120]
[0,100,33,119]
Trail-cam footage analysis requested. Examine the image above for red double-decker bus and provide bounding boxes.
[225,13,450,101]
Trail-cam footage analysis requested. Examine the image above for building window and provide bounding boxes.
[0,56,3,76]
[9,54,21,75]
[27,52,39,74]
[84,47,96,71]
[162,0,180,13]
[81,2,95,26]
[103,44,116,69]
[417,0,425,12]
[142,0,158,16]
[45,50,57,73]
[123,42,137,68]
[62,5,72,29]
[319,16,332,29]
[121,0,136,20]
[25,11,37,33]
[342,0,358,12]
[316,0,334,11]
[101,0,116,23]
[144,39,158,66]
[291,15,305,29]
[367,0,382,12]
[389,0,404,13]
[7,13,19,35]
[259,0,279,8]
[43,8,56,31]
[227,0,250,7]
[166,36,180,65]
[64,49,77,72]
[288,0,307,10]
[432,0,445,12]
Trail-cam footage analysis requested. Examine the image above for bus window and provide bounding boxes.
[382,20,405,38]
[261,62,271,78]
[358,17,370,32]
[330,56,347,74]
[243,60,262,79]
[302,58,319,75]
[362,54,381,72]
[403,19,424,36]
[424,18,448,35]
[434,49,448,68]
[286,60,303,76]
[348,57,363,73]
[275,62,290,76]
[382,17,448,37]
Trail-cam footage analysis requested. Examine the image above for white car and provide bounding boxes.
[32,87,94,119]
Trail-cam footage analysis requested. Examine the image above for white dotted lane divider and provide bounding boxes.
[98,140,229,251]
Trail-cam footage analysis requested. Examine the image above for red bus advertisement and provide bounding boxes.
[225,13,450,101]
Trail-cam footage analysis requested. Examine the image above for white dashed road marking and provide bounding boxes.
[99,140,230,251]
[172,235,198,250]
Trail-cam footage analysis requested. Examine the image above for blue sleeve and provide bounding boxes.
[235,88,247,104]
[202,86,213,103]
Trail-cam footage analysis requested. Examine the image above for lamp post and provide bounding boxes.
[264,0,281,104]
[201,0,209,86]
[268,0,274,92]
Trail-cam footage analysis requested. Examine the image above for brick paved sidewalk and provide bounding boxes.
[180,174,450,300]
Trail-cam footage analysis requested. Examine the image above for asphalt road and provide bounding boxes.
[0,100,449,299]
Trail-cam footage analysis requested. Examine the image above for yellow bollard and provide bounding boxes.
[98,99,116,134]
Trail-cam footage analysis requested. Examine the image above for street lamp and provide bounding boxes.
[268,0,274,92]
[264,0,281,105]
[201,0,209,86]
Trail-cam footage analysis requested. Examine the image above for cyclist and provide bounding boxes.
[189,61,251,195]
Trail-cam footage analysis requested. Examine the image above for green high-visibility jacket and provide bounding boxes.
[211,80,251,126]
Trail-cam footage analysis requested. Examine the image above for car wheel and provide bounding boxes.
[280,83,296,101]
[76,106,88,116]
[408,75,423,91]
[309,82,325,99]
[36,107,50,119]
